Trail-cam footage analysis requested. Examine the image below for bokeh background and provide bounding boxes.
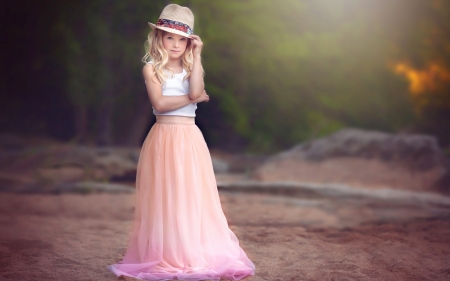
[1,1,450,280]
[2,0,450,152]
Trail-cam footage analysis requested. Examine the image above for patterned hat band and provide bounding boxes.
[156,18,193,35]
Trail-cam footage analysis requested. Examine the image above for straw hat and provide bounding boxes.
[148,4,194,38]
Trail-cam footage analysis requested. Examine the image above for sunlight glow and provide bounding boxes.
[394,62,450,95]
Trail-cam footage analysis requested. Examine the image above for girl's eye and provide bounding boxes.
[181,38,186,41]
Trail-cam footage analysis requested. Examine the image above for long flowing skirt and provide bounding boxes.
[107,118,256,281]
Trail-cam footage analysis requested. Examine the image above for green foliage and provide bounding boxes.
[46,0,449,151]
[53,0,167,142]
[192,0,418,151]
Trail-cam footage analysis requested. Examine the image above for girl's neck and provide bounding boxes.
[166,58,183,71]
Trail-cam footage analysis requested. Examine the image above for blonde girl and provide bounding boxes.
[107,4,256,281]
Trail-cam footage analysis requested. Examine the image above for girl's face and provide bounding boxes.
[162,31,189,60]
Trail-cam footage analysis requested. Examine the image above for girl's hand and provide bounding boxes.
[189,34,203,57]
[192,90,209,103]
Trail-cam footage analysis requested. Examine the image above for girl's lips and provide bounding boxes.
[171,50,180,53]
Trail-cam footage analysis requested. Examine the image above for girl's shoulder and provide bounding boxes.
[143,63,161,85]
[143,62,153,72]
[143,62,155,78]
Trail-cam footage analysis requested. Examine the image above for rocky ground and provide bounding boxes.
[252,128,450,193]
[0,187,449,281]
[1,129,450,280]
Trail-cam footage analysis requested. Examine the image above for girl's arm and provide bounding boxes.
[188,34,204,100]
[143,64,208,112]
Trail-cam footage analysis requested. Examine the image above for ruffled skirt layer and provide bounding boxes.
[107,119,255,280]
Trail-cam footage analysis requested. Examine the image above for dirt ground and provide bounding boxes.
[0,191,449,281]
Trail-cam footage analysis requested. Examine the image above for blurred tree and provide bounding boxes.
[193,0,415,151]
[53,0,168,145]
[54,1,105,144]
[2,0,449,151]
[389,0,450,144]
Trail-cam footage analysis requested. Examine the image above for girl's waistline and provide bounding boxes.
[155,115,195,125]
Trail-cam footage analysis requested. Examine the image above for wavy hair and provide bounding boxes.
[142,29,201,84]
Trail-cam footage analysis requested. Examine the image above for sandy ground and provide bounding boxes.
[0,191,449,281]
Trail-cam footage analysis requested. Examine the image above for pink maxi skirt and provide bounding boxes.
[107,116,256,281]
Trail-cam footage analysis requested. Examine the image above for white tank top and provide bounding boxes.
[145,62,197,117]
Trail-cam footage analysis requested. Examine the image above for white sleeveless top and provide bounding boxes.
[145,62,197,117]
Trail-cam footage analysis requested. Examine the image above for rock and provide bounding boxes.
[55,181,134,194]
[0,133,26,150]
[211,157,230,173]
[433,169,450,194]
[209,150,269,173]
[129,149,141,163]
[36,163,85,184]
[217,181,450,208]
[277,128,447,171]
[253,128,449,191]
[0,173,37,192]
[93,152,137,180]
[110,170,137,182]
[0,145,140,184]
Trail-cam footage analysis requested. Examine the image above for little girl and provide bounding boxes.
[107,4,256,281]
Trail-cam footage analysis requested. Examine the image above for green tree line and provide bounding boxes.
[2,0,449,152]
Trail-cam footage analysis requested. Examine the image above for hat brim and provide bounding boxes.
[148,22,192,38]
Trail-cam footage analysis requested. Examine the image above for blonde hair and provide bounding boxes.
[142,29,202,84]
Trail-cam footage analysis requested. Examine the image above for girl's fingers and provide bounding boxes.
[190,34,202,41]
